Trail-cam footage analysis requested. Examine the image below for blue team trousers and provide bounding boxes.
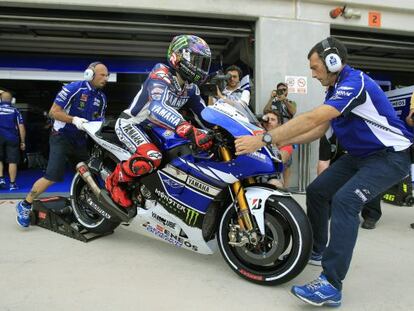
[306,148,410,290]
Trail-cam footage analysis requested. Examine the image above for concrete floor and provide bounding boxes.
[1,195,414,311]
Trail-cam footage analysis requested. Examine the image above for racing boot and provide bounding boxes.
[105,164,134,208]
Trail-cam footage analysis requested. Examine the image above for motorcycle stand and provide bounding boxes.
[31,196,113,242]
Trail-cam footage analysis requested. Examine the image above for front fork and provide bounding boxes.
[219,147,257,243]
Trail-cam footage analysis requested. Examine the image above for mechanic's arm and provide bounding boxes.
[235,105,340,155]
[49,103,75,123]
[277,121,329,146]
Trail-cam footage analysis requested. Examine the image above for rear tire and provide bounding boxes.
[70,172,120,234]
[217,196,312,285]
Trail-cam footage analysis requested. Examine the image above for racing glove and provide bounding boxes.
[72,116,88,131]
[175,121,213,151]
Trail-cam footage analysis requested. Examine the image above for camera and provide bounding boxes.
[200,71,231,97]
[276,89,285,96]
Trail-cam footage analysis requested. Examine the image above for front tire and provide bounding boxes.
[70,172,120,234]
[217,196,312,285]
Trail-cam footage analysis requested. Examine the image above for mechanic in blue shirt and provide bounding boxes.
[0,90,26,190]
[105,35,212,208]
[235,37,412,307]
[15,62,109,227]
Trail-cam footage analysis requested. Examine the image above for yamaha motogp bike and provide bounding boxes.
[70,101,312,285]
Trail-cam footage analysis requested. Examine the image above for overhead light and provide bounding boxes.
[330,6,345,19]
[343,7,361,19]
[330,5,361,19]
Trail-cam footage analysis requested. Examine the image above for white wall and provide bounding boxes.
[4,0,414,33]
[255,17,329,187]
[3,0,414,187]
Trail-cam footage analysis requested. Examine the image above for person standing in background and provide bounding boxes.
[263,82,297,187]
[404,91,414,126]
[0,90,26,191]
[15,62,109,228]
[261,109,293,188]
[263,82,297,124]
[209,64,251,109]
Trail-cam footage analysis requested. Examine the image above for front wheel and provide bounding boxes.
[217,196,312,285]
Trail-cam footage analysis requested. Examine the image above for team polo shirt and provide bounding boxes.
[53,80,107,141]
[325,65,412,157]
[0,102,24,142]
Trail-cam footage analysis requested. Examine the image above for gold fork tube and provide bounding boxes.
[219,147,253,231]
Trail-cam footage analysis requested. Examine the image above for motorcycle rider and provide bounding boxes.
[105,34,213,208]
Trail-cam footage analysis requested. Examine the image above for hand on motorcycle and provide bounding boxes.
[176,121,213,151]
[235,135,266,155]
[72,116,88,131]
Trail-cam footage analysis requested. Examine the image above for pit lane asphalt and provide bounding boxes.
[1,194,413,311]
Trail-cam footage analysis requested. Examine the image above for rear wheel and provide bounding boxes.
[217,196,312,285]
[70,172,120,234]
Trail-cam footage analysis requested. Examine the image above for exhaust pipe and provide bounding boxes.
[76,162,101,197]
[76,162,133,223]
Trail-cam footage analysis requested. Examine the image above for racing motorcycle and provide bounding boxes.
[70,101,312,285]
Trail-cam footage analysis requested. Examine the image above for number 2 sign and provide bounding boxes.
[369,11,381,28]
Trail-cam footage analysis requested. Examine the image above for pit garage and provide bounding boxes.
[0,5,254,191]
[332,27,414,88]
[0,5,254,114]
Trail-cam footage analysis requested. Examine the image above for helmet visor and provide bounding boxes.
[191,54,211,73]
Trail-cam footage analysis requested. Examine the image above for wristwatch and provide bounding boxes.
[262,132,273,145]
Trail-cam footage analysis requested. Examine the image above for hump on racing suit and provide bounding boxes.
[124,63,208,130]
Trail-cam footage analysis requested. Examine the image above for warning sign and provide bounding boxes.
[285,76,307,94]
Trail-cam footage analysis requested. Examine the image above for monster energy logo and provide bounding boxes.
[185,209,199,226]
[168,36,188,56]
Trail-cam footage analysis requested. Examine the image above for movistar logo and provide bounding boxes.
[185,209,200,226]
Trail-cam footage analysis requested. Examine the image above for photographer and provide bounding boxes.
[404,91,414,127]
[263,82,296,124]
[259,109,293,189]
[208,65,250,108]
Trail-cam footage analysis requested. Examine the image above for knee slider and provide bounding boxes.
[136,143,162,168]
[122,143,162,178]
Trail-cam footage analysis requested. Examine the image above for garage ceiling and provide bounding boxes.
[332,28,414,73]
[0,6,253,61]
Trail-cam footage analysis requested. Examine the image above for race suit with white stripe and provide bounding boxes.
[115,63,207,154]
[106,63,208,208]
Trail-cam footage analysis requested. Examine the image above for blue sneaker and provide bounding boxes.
[16,201,31,228]
[0,177,6,189]
[309,251,322,266]
[9,182,19,191]
[291,274,342,307]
